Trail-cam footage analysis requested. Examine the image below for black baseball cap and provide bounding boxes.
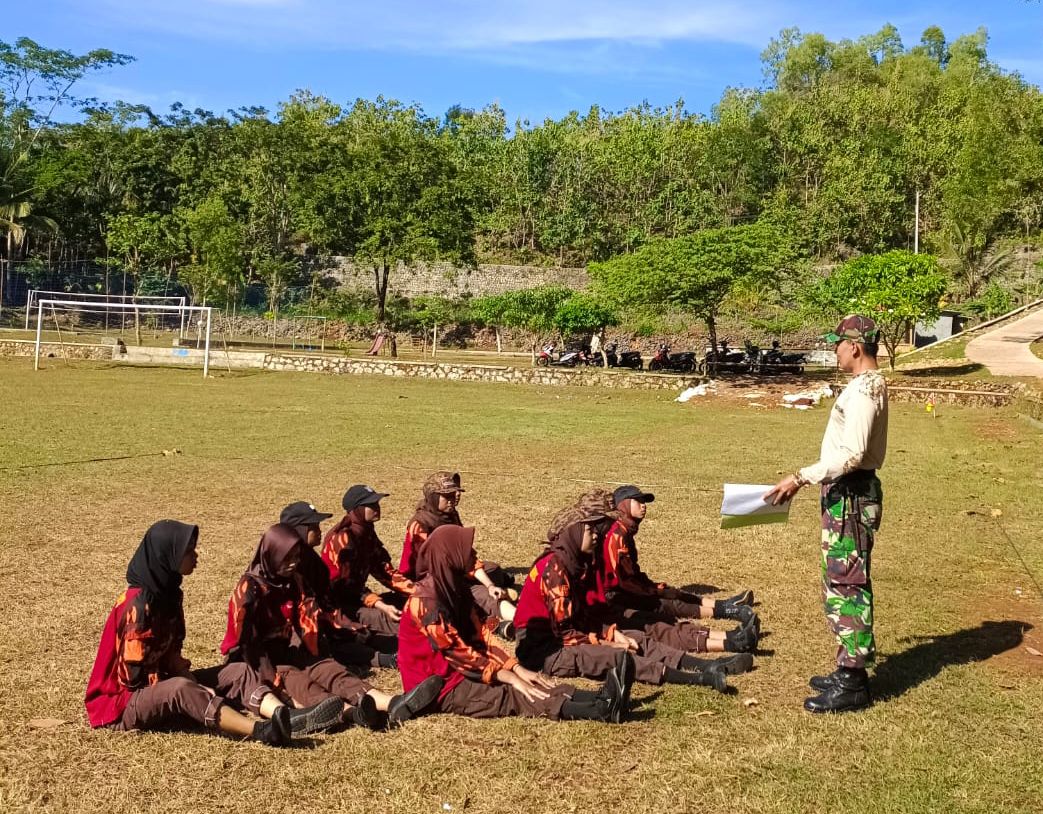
[612,485,655,506]
[342,485,389,512]
[280,501,333,527]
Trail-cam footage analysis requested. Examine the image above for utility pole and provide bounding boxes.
[914,188,920,254]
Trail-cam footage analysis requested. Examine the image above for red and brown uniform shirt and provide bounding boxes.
[589,520,664,606]
[85,588,192,727]
[401,518,485,581]
[515,552,617,647]
[220,574,322,677]
[397,592,517,697]
[321,520,413,611]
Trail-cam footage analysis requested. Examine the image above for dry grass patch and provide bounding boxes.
[1,359,1041,814]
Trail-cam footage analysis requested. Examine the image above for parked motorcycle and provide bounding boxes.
[603,342,643,370]
[647,344,698,373]
[536,343,591,367]
[759,340,806,375]
[698,340,751,374]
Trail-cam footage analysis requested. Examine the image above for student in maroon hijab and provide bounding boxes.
[398,524,630,722]
[280,500,398,670]
[222,523,439,728]
[401,471,517,627]
[321,485,413,636]
[86,520,324,745]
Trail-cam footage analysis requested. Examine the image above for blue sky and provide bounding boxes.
[10,1,1043,125]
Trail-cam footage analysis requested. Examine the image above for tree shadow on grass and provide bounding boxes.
[897,362,984,377]
[873,620,1032,702]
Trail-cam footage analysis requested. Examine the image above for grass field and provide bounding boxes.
[1,358,1041,814]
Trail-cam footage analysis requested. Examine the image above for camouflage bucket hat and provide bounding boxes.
[546,489,616,542]
[824,314,880,344]
[423,471,464,497]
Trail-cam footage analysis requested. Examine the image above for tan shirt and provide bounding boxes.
[799,370,888,485]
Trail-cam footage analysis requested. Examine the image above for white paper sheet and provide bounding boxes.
[720,483,792,529]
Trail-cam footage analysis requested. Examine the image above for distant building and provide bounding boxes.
[914,310,969,348]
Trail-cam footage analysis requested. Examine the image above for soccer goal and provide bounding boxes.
[24,289,188,338]
[32,299,213,378]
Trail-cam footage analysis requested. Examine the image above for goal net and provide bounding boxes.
[32,298,213,377]
[25,289,188,337]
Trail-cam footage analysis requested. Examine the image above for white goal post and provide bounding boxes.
[33,298,213,378]
[25,289,188,338]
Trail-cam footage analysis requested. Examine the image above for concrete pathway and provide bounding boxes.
[966,306,1043,377]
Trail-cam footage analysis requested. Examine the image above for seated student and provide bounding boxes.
[280,500,398,669]
[589,485,759,652]
[85,520,336,745]
[402,471,517,626]
[222,523,440,729]
[399,524,630,722]
[515,505,752,692]
[321,485,413,636]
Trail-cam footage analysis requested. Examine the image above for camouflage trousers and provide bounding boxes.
[820,473,882,669]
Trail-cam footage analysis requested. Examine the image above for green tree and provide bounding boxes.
[590,223,795,361]
[474,286,572,363]
[806,249,949,368]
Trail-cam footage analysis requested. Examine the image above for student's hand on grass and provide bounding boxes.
[612,630,640,652]
[764,475,802,506]
[501,670,551,702]
[513,665,555,689]
[376,601,401,622]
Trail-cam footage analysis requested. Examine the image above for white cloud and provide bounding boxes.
[95,0,786,52]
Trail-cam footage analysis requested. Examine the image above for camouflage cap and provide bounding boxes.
[824,314,880,344]
[422,470,465,497]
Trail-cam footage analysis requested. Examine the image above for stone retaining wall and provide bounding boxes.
[0,339,113,360]
[325,259,588,298]
[262,353,702,390]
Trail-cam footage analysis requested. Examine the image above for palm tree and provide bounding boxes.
[0,178,57,316]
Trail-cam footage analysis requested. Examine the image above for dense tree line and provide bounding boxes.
[2,25,1043,323]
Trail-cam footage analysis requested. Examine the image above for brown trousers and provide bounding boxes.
[541,632,681,685]
[438,679,572,719]
[277,657,371,707]
[355,605,399,637]
[115,662,273,732]
[614,593,702,624]
[622,619,709,652]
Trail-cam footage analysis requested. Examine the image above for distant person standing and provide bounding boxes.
[765,315,888,713]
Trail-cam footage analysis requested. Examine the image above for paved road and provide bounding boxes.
[966,306,1043,377]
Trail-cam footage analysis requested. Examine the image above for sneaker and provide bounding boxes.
[388,674,444,726]
[608,650,635,722]
[494,620,516,641]
[252,705,291,746]
[349,693,389,730]
[722,589,754,607]
[287,697,344,736]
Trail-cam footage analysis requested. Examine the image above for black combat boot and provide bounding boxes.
[387,674,444,726]
[287,696,345,736]
[681,652,754,675]
[808,669,842,691]
[803,667,871,713]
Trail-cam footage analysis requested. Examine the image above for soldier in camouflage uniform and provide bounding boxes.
[766,315,888,713]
